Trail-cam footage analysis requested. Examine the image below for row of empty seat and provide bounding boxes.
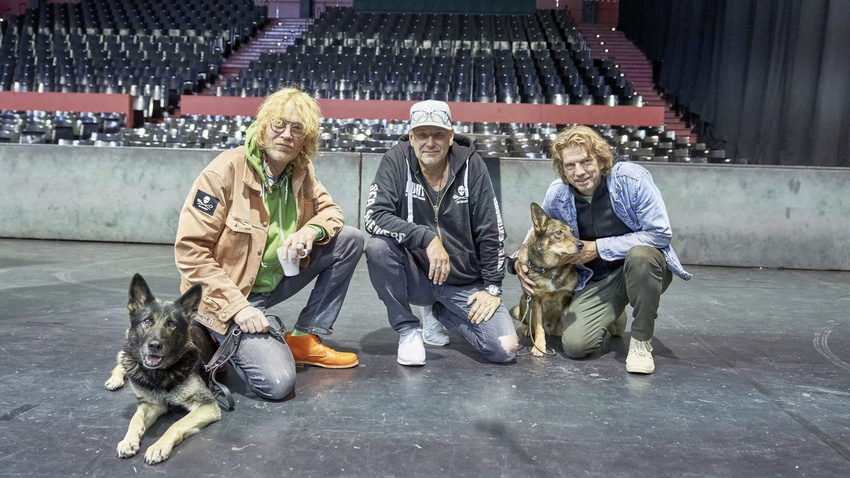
[3,4,643,122]
[222,8,639,106]
[0,0,266,102]
[0,110,734,164]
[0,4,708,155]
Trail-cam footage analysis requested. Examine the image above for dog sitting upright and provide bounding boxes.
[510,203,583,356]
[105,273,221,465]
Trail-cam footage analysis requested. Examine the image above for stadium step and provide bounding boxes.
[576,23,697,143]
[204,18,313,95]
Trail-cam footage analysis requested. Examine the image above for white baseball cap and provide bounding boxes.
[409,100,453,131]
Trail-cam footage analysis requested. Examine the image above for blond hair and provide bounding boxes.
[253,86,321,164]
[550,125,614,184]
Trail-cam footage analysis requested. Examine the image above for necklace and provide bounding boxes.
[417,161,449,223]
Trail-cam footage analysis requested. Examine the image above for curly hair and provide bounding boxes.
[253,86,322,165]
[549,125,614,184]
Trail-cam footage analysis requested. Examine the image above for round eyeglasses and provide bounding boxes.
[270,119,306,138]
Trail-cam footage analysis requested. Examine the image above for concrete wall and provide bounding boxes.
[2,144,848,271]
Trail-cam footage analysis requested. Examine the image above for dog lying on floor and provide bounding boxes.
[105,273,220,464]
[510,203,583,356]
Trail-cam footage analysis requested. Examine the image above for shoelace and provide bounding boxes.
[401,330,421,343]
[630,341,653,356]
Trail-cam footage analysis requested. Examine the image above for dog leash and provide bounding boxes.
[204,325,241,411]
[517,296,556,357]
[203,314,287,411]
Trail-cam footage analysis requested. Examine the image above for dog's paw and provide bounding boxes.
[144,440,174,464]
[116,438,140,458]
[104,375,124,391]
[531,347,545,357]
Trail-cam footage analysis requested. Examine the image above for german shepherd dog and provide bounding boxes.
[510,203,583,356]
[104,273,221,464]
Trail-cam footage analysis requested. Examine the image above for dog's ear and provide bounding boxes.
[176,283,203,318]
[530,202,548,232]
[128,273,155,315]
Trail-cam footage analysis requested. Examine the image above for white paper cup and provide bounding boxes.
[277,247,301,276]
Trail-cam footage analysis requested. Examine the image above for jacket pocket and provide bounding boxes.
[225,215,252,234]
[215,215,253,276]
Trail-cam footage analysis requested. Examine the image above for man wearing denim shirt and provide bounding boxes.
[512,125,692,374]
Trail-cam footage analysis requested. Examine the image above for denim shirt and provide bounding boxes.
[540,161,692,291]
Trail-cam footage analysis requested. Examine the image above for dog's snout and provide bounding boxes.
[576,241,584,251]
[147,340,163,353]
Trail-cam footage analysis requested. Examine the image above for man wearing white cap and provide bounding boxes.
[364,100,519,366]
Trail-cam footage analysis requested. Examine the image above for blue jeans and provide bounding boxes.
[211,225,364,400]
[365,235,517,364]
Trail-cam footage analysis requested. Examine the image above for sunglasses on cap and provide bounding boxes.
[410,109,452,127]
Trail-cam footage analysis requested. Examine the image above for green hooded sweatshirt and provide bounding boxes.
[244,123,298,293]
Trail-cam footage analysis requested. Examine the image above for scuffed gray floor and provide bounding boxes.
[1,238,849,477]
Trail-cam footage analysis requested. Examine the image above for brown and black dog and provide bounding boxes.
[105,273,221,464]
[510,203,583,356]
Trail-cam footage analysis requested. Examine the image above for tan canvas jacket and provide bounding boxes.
[174,146,344,334]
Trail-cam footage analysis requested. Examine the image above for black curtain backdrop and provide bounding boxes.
[619,0,850,167]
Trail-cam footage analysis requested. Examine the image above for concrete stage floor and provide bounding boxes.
[1,238,849,477]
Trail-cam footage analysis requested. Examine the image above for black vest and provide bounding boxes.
[573,179,633,281]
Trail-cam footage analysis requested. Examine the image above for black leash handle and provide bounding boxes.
[204,326,242,411]
[202,314,285,411]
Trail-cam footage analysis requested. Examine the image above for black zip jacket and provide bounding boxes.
[364,133,506,288]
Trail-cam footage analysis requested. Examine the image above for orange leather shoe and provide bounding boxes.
[284,332,359,369]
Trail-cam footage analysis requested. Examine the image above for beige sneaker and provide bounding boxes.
[626,338,655,374]
[606,311,627,337]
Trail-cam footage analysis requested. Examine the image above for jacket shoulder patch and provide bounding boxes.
[193,190,220,215]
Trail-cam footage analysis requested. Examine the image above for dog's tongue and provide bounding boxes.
[145,355,163,368]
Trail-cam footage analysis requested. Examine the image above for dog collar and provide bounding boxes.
[526,260,551,274]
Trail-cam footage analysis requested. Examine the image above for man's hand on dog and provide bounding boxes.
[234,306,270,334]
[515,240,598,295]
[467,290,499,324]
[515,261,536,296]
[426,237,451,285]
[564,240,598,265]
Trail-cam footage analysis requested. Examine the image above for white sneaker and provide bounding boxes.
[421,305,449,347]
[397,328,426,366]
[626,338,655,374]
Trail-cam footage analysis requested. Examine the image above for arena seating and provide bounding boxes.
[0,2,733,162]
[0,0,265,101]
[219,7,641,107]
[0,110,728,163]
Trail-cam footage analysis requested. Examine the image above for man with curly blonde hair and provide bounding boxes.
[512,125,691,374]
[175,86,363,401]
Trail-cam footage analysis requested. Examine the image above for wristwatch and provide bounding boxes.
[484,285,502,297]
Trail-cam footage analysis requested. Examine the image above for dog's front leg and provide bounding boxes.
[531,301,547,357]
[117,401,167,458]
[145,403,222,464]
[104,361,125,391]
